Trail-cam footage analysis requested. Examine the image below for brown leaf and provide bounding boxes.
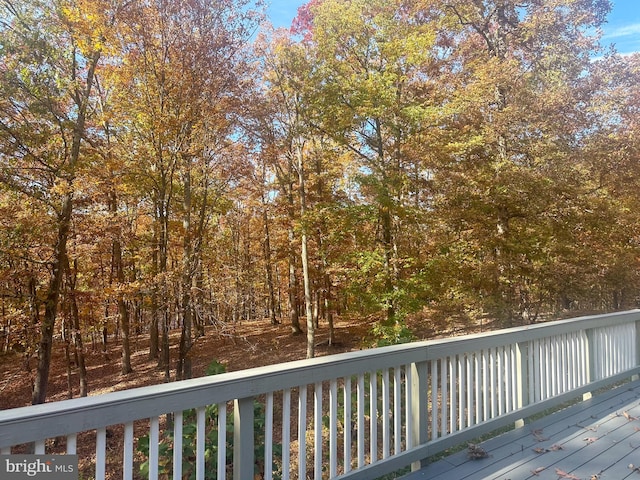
[555,468,581,480]
[530,466,545,476]
[532,428,549,442]
[549,444,564,451]
[532,447,546,454]
[623,411,638,421]
[583,436,598,444]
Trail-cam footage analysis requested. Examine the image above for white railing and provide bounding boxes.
[1,310,640,480]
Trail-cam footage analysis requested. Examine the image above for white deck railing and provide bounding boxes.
[1,310,640,480]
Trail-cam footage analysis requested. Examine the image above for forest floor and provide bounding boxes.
[0,313,457,410]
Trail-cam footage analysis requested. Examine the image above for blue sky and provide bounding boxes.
[266,0,640,55]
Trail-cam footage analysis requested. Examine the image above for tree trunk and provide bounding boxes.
[296,141,315,359]
[177,158,193,381]
[262,201,278,325]
[32,195,72,405]
[67,257,88,397]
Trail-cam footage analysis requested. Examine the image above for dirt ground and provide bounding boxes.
[0,316,397,410]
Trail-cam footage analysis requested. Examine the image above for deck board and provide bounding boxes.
[402,380,640,480]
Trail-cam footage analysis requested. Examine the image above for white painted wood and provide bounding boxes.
[369,371,377,463]
[282,389,291,480]
[196,407,205,480]
[124,422,134,480]
[149,417,159,480]
[430,359,438,440]
[265,393,273,480]
[297,386,306,480]
[449,356,456,433]
[217,402,226,480]
[96,427,106,480]
[172,413,182,480]
[357,373,365,467]
[382,369,390,459]
[314,382,322,480]
[465,354,471,428]
[405,365,413,449]
[344,377,352,473]
[329,379,338,477]
[473,351,482,424]
[440,358,447,435]
[393,367,401,454]
[482,350,488,422]
[67,433,77,454]
[35,439,45,454]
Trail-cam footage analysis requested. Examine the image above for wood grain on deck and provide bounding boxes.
[404,380,640,480]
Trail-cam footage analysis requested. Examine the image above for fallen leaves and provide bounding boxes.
[533,444,564,454]
[467,443,490,459]
[583,436,598,444]
[532,428,549,442]
[555,468,581,479]
[530,466,545,475]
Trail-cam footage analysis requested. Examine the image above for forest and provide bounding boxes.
[0,0,638,406]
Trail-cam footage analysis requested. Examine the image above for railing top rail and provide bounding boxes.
[2,309,638,448]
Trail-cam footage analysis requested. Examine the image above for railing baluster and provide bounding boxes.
[382,369,390,459]
[450,355,456,433]
[282,389,291,480]
[440,357,447,434]
[404,365,413,449]
[482,350,488,422]
[35,439,45,454]
[466,354,472,427]
[149,417,159,480]
[458,355,464,430]
[67,433,77,454]
[265,392,274,480]
[490,348,496,418]
[430,359,438,439]
[474,353,480,425]
[233,398,254,480]
[314,382,322,479]
[196,407,205,480]
[344,377,352,473]
[172,413,182,480]
[298,386,306,479]
[217,402,227,480]
[357,373,365,467]
[393,367,401,454]
[497,347,503,415]
[370,371,377,463]
[124,422,134,480]
[329,379,338,477]
[96,427,106,480]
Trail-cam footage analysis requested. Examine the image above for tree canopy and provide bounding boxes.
[0,0,638,402]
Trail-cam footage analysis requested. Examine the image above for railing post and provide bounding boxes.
[410,359,428,471]
[515,341,529,428]
[584,328,596,400]
[634,320,640,381]
[234,397,255,480]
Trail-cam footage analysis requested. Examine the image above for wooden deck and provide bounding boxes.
[404,379,640,480]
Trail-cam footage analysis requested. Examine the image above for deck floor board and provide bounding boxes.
[402,380,640,480]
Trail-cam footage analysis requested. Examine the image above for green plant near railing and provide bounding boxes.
[138,359,282,480]
[370,319,416,347]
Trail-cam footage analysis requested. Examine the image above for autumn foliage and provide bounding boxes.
[0,0,639,403]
